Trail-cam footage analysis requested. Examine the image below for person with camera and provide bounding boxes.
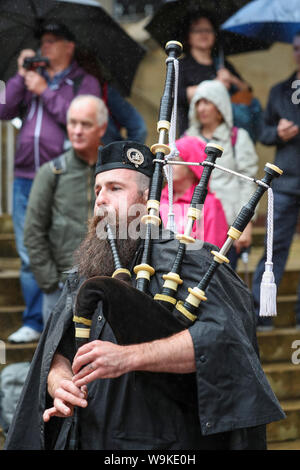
[0,23,102,343]
[1,21,146,344]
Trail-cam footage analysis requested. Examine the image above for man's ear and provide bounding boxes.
[99,122,108,140]
[68,41,76,58]
[143,188,149,203]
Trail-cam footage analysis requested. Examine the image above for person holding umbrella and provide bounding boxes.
[185,79,259,270]
[0,22,100,344]
[177,14,251,136]
[0,22,146,343]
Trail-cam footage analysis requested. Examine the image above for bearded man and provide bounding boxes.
[4,141,284,451]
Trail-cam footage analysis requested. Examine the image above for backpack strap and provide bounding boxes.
[50,154,67,193]
[72,74,84,95]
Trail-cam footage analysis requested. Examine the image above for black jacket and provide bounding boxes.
[4,234,285,450]
[177,54,242,136]
[259,72,300,195]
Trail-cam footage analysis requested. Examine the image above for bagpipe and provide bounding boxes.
[73,40,282,346]
[68,41,282,449]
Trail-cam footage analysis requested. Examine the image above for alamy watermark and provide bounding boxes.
[94,201,205,251]
[0,80,6,104]
[291,80,300,104]
[291,340,300,365]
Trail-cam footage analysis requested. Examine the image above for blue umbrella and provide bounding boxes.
[221,0,300,44]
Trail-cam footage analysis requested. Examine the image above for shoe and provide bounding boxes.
[256,316,273,331]
[7,326,41,343]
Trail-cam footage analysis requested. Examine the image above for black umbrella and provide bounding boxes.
[0,0,146,96]
[145,0,272,55]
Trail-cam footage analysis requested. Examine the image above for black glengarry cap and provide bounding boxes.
[95,141,154,178]
[36,22,76,42]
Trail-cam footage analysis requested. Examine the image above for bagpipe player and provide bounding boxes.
[4,140,284,451]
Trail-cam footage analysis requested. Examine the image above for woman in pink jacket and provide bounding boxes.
[160,136,227,248]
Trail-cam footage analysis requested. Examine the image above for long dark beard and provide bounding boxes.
[74,216,140,279]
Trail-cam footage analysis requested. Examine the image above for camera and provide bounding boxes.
[23,56,49,71]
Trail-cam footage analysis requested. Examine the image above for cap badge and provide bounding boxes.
[126,148,144,168]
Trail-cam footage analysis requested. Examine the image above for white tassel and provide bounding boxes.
[259,261,277,317]
[259,188,277,317]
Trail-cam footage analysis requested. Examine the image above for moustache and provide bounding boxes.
[74,215,140,279]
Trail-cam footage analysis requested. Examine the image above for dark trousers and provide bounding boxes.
[12,178,43,332]
[252,191,300,326]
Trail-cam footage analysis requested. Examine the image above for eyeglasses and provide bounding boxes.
[189,28,215,35]
[41,38,64,46]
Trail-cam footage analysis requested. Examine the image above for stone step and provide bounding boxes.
[278,270,300,297]
[267,400,300,444]
[0,427,5,450]
[253,295,298,330]
[0,258,20,271]
[0,259,298,299]
[0,305,24,340]
[237,268,300,296]
[268,438,300,450]
[274,296,298,328]
[0,233,17,258]
[0,269,23,307]
[0,215,13,234]
[0,342,36,372]
[263,362,300,401]
[257,327,300,363]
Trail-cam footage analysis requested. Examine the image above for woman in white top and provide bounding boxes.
[185,79,259,269]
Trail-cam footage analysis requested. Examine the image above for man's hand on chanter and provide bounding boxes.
[72,340,132,387]
[43,353,88,422]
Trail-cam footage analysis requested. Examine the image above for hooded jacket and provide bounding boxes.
[160,136,228,247]
[186,80,258,226]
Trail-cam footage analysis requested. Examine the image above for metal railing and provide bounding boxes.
[0,121,16,215]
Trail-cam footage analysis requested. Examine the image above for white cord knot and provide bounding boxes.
[259,188,277,317]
